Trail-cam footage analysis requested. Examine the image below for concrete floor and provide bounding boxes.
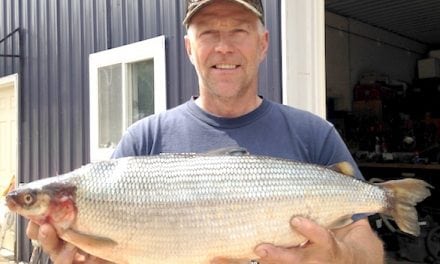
[0,250,14,264]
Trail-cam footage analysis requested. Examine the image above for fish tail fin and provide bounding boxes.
[378,178,433,236]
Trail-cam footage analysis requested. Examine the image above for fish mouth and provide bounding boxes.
[5,193,18,211]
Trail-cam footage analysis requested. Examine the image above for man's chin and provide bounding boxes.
[211,88,243,100]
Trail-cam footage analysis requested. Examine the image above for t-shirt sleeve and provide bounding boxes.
[317,125,364,180]
[111,130,139,158]
[111,116,155,158]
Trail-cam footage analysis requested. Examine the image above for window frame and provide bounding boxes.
[281,0,326,118]
[89,36,167,161]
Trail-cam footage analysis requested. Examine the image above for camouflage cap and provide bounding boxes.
[183,0,264,27]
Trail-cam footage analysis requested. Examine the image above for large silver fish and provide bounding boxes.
[5,149,432,264]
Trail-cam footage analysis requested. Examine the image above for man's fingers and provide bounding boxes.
[290,217,333,246]
[53,243,78,264]
[38,224,64,258]
[26,221,39,240]
[254,243,298,263]
[26,222,86,264]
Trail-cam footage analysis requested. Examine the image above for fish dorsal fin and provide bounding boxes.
[328,162,354,177]
[159,147,250,157]
[205,147,249,156]
[159,152,197,157]
[327,214,354,229]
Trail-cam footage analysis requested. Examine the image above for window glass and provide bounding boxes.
[98,64,122,148]
[128,59,154,125]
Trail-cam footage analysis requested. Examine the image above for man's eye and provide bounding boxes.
[233,28,247,34]
[200,30,215,36]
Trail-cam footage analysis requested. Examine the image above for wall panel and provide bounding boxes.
[0,0,282,261]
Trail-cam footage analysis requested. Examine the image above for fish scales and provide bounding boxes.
[5,153,432,264]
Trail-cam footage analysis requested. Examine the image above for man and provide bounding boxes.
[27,0,385,263]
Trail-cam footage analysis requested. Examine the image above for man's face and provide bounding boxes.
[185,0,269,100]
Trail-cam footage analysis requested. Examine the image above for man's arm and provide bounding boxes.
[254,217,384,264]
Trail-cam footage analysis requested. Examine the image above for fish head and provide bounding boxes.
[6,181,78,230]
[6,187,53,221]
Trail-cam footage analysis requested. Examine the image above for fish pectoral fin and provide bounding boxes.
[205,147,250,156]
[327,162,355,177]
[327,215,354,230]
[210,256,259,264]
[60,229,118,260]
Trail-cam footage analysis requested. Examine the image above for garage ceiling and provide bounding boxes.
[325,0,440,48]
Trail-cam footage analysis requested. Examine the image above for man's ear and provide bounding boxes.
[259,31,269,62]
[184,35,194,64]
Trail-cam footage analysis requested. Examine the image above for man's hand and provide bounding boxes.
[254,217,384,264]
[26,222,108,264]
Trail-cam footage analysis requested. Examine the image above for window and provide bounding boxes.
[89,36,166,161]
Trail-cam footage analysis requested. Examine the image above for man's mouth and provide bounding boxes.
[213,64,239,70]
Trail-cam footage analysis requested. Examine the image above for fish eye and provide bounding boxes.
[22,193,35,205]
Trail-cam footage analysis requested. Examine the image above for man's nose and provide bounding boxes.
[214,33,234,54]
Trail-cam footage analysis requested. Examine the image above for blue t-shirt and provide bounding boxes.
[112,98,363,179]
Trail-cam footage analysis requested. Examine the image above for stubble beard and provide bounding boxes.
[201,73,255,103]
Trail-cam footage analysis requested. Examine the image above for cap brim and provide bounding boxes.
[183,0,263,26]
[183,0,213,26]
